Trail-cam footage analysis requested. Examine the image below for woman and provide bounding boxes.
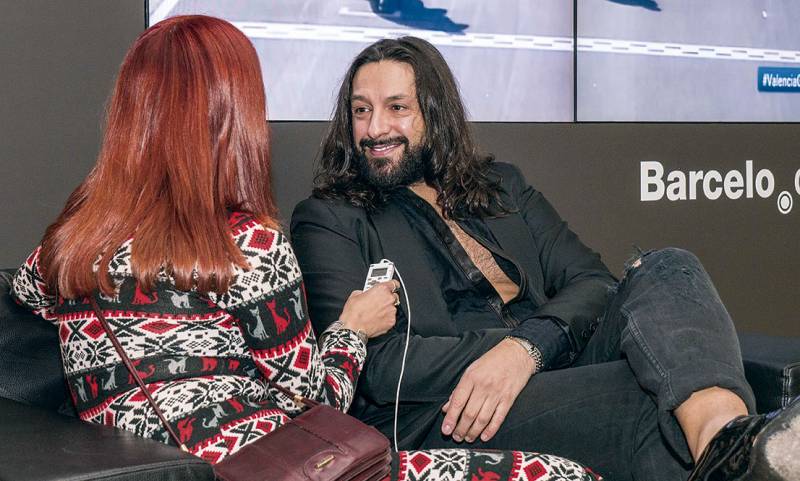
[12,15,599,481]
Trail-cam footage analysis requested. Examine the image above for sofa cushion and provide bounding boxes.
[739,332,800,413]
[0,397,214,481]
[0,268,70,410]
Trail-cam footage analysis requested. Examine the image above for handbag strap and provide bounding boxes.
[89,297,189,451]
[89,296,320,446]
[266,377,320,409]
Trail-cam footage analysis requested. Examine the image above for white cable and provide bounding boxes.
[390,262,411,453]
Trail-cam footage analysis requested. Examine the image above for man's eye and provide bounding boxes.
[353,106,370,114]
[391,104,407,111]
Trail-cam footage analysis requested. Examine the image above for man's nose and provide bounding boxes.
[367,109,390,139]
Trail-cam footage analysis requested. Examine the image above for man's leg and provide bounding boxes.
[421,360,692,481]
[574,247,755,464]
[421,248,752,480]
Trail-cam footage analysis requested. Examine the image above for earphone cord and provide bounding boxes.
[391,264,411,453]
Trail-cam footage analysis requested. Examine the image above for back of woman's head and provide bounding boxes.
[40,15,277,298]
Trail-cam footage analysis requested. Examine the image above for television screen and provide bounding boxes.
[576,0,800,121]
[149,0,574,121]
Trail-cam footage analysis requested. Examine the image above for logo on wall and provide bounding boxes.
[640,161,799,215]
[758,67,800,93]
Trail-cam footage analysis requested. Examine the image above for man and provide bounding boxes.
[290,37,799,480]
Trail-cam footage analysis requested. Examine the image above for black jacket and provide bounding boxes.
[290,162,616,446]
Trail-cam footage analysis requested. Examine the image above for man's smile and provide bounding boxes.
[367,142,402,158]
[360,135,410,162]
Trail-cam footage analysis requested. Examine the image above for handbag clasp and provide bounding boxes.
[314,454,335,470]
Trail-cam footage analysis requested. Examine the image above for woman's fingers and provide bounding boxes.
[340,280,400,338]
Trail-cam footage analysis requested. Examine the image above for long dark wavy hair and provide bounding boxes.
[313,36,508,219]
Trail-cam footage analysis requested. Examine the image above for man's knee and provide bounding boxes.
[615,246,724,322]
[625,247,705,279]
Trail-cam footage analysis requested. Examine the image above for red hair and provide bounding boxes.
[39,15,278,297]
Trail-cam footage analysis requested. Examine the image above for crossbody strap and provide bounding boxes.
[266,377,320,409]
[90,297,189,450]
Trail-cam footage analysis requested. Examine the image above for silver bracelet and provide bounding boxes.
[324,320,368,346]
[503,335,544,373]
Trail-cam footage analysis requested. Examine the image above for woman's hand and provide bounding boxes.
[338,280,400,338]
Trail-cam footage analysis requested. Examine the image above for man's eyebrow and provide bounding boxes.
[350,93,413,103]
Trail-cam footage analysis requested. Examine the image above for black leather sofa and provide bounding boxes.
[1,268,798,481]
[0,269,213,481]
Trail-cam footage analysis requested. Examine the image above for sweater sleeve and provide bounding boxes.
[209,217,366,414]
[11,246,58,322]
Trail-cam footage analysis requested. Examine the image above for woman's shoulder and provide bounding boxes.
[228,211,262,234]
[227,211,288,256]
[215,212,302,310]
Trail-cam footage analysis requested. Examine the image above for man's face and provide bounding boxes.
[351,60,426,188]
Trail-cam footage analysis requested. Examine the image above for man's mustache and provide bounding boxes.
[359,136,409,150]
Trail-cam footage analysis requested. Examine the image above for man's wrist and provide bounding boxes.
[503,336,544,374]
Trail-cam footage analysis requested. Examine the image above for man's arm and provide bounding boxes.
[290,198,508,405]
[442,163,616,442]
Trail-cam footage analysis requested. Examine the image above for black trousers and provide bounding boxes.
[419,248,756,481]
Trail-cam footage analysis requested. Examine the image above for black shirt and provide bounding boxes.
[395,188,571,369]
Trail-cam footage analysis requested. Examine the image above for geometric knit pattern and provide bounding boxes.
[13,212,603,479]
[390,449,602,481]
[13,212,364,464]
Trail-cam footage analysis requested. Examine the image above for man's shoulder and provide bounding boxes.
[488,161,528,195]
[488,161,520,176]
[290,196,369,232]
[292,195,367,219]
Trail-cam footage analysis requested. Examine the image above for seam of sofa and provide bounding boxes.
[68,457,212,481]
[782,361,800,407]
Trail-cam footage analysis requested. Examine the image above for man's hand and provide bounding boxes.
[441,337,537,443]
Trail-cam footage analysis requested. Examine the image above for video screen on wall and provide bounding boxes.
[577,0,800,121]
[148,0,574,121]
[148,0,800,122]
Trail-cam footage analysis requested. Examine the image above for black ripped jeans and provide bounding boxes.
[421,248,756,481]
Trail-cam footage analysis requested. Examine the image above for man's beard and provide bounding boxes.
[354,136,426,189]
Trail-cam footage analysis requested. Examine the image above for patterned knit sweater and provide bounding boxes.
[12,212,365,465]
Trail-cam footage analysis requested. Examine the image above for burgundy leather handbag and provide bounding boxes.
[90,298,392,481]
[214,400,391,481]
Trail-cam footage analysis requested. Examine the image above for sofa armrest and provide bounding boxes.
[0,397,214,481]
[739,332,800,414]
